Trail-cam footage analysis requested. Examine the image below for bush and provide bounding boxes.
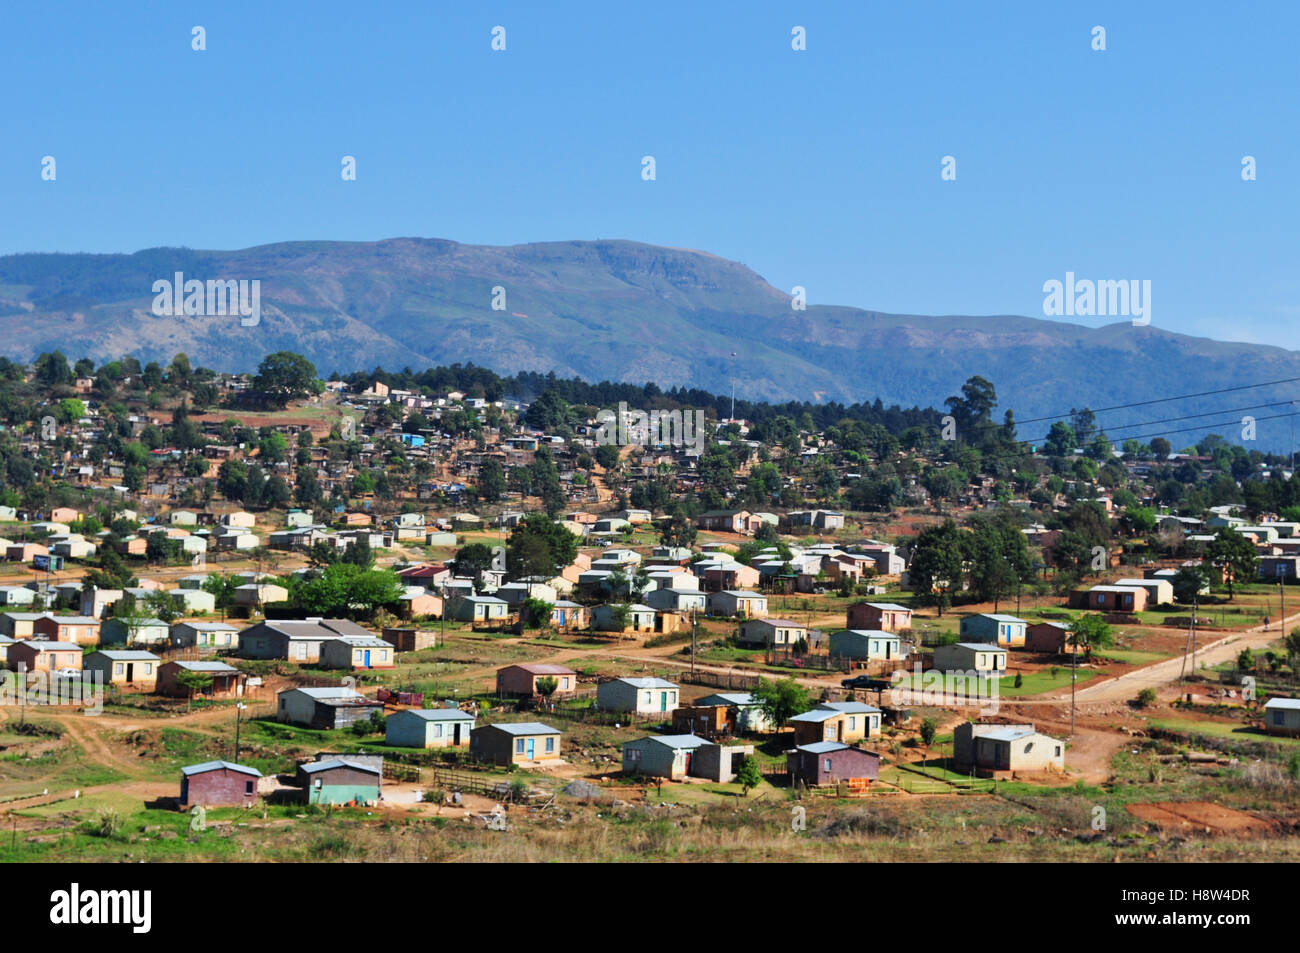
[1135,688,1158,708]
[919,718,937,746]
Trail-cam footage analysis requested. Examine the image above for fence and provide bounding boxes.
[679,671,761,691]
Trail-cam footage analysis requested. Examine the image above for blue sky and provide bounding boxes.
[3,1,1298,346]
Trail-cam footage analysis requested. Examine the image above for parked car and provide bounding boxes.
[841,675,891,692]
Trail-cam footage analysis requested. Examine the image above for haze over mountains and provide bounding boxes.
[1,237,1297,449]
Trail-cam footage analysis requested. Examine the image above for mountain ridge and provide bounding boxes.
[2,236,1297,448]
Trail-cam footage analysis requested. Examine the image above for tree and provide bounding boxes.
[522,597,554,631]
[1287,628,1300,673]
[477,460,506,502]
[735,757,762,796]
[202,573,239,609]
[658,511,698,549]
[908,520,965,615]
[174,669,213,711]
[1171,565,1211,604]
[289,563,403,617]
[1135,688,1158,708]
[452,543,496,579]
[252,352,319,408]
[535,675,559,697]
[919,717,937,746]
[1205,527,1258,600]
[507,514,578,575]
[752,676,814,729]
[1068,613,1113,659]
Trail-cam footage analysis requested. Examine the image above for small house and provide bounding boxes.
[318,636,395,670]
[829,629,903,661]
[846,602,912,632]
[83,650,160,690]
[170,621,240,652]
[386,708,475,748]
[708,590,768,618]
[180,761,262,808]
[1264,697,1300,737]
[99,617,169,647]
[959,614,1028,648]
[157,660,244,699]
[8,640,82,675]
[933,642,1008,674]
[597,676,680,715]
[469,722,562,764]
[276,686,383,730]
[1025,621,1072,654]
[591,603,656,633]
[953,722,1064,774]
[32,614,101,646]
[787,742,880,787]
[298,759,382,806]
[496,663,578,698]
[737,617,808,648]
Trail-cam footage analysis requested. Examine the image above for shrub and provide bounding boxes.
[1135,688,1158,708]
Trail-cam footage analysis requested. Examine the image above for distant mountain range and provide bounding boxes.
[2,237,1298,450]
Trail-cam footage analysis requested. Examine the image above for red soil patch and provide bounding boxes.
[1126,801,1276,836]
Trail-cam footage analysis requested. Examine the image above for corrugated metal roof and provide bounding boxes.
[1264,697,1300,710]
[91,651,160,661]
[484,722,560,736]
[171,661,239,672]
[181,760,262,778]
[611,677,678,689]
[797,741,850,754]
[399,708,474,721]
[300,758,381,776]
[635,734,709,750]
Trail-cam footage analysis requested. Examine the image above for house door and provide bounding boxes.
[837,720,845,742]
[125,663,134,682]
[453,723,461,745]
[363,650,371,668]
[525,738,535,760]
[660,692,668,712]
[684,752,693,776]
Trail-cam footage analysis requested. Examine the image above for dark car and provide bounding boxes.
[840,675,891,692]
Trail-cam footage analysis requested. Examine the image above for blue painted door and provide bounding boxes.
[526,738,535,759]
[363,650,371,668]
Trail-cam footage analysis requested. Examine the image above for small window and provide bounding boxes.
[244,780,254,795]
[545,737,554,753]
[1055,746,1062,756]
[114,663,124,675]
[515,739,525,754]
[824,758,833,771]
[433,725,443,737]
[314,779,322,789]
[628,748,641,762]
[1274,711,1284,725]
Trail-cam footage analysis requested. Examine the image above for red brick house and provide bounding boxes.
[846,602,912,633]
[179,761,262,808]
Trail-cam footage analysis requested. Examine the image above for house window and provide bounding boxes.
[849,717,857,730]
[143,664,152,675]
[515,739,525,754]
[545,737,554,753]
[1097,593,1106,605]
[824,758,833,771]
[1024,742,1033,753]
[561,678,570,690]
[1055,746,1062,756]
[244,780,254,795]
[644,692,652,705]
[1274,711,1284,725]
[114,664,124,675]
[433,725,443,737]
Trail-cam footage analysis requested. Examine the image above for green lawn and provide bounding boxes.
[1096,649,1171,666]
[1149,717,1300,748]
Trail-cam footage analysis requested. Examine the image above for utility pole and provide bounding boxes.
[1180,593,1197,686]
[690,609,697,677]
[233,702,246,764]
[1070,630,1077,738]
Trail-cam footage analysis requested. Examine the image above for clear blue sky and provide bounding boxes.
[3,2,1297,346]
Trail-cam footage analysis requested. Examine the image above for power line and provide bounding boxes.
[1013,376,1300,426]
[1021,410,1298,448]
[1019,400,1299,445]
